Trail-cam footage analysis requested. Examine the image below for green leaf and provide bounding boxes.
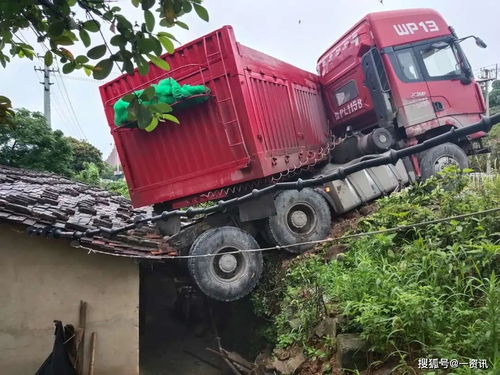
[83,20,100,33]
[144,10,155,32]
[87,44,107,59]
[110,35,124,47]
[123,59,134,74]
[103,10,114,22]
[116,15,133,30]
[75,55,89,64]
[161,114,180,124]
[141,0,155,10]
[93,58,113,80]
[79,29,91,47]
[0,96,12,106]
[135,55,149,75]
[62,62,75,74]
[51,36,75,46]
[144,117,159,132]
[137,104,153,128]
[158,35,174,53]
[182,1,193,13]
[44,51,53,66]
[131,0,140,7]
[149,103,172,113]
[148,54,170,71]
[83,65,93,76]
[122,94,136,103]
[158,31,179,43]
[128,98,140,120]
[48,21,65,37]
[159,18,173,27]
[140,86,156,101]
[62,30,78,42]
[151,37,162,56]
[193,4,209,22]
[175,21,189,30]
[137,37,156,54]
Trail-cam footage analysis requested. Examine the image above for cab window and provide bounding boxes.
[395,50,421,81]
[334,81,358,106]
[419,45,460,78]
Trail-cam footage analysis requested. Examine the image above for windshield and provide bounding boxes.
[390,40,463,83]
[419,44,460,77]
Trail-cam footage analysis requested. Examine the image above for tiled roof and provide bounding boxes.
[0,165,166,258]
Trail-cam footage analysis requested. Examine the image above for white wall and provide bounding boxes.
[0,224,139,375]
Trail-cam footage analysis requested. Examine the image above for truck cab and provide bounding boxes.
[317,9,487,171]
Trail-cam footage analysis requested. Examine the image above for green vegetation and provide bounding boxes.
[70,161,130,198]
[0,108,103,175]
[74,161,100,185]
[101,179,130,198]
[0,108,74,176]
[254,169,500,373]
[489,80,500,115]
[66,136,105,174]
[0,108,130,198]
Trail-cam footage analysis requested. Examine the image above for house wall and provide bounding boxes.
[0,224,139,375]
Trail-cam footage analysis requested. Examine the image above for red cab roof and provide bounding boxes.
[317,8,451,70]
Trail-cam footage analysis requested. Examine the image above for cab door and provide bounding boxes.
[384,45,436,129]
[413,42,485,119]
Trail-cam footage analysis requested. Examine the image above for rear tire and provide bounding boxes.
[265,188,331,254]
[188,226,263,302]
[419,142,468,180]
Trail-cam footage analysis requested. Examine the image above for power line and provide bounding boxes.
[52,90,76,132]
[53,69,88,140]
[59,74,98,84]
[73,207,500,260]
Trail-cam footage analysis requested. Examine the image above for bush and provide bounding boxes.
[74,162,100,185]
[100,179,130,199]
[256,169,500,373]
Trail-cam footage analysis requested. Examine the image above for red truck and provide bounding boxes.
[100,9,489,301]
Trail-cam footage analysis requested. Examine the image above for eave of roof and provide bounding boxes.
[0,165,165,258]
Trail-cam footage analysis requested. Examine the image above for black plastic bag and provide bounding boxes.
[35,320,77,375]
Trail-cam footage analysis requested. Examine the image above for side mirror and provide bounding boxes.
[475,37,487,49]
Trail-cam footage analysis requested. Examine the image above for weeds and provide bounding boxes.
[254,169,500,373]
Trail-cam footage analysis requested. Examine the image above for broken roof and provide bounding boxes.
[0,165,165,258]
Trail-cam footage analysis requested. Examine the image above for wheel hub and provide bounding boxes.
[218,254,238,273]
[290,210,308,229]
[378,133,388,143]
[434,156,459,173]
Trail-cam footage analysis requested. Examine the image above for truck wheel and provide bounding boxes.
[265,188,331,254]
[419,142,468,180]
[188,226,263,302]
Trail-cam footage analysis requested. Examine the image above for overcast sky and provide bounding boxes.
[2,0,499,157]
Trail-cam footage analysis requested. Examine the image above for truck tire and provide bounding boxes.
[419,142,468,180]
[188,226,263,302]
[265,188,331,254]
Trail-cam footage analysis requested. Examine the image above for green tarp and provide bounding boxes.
[113,77,210,126]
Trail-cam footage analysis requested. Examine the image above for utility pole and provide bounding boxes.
[477,65,498,116]
[34,61,58,127]
[476,64,498,174]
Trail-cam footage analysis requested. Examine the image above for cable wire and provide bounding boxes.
[53,70,88,140]
[73,207,500,260]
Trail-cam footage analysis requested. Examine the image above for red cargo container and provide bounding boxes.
[100,26,328,208]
